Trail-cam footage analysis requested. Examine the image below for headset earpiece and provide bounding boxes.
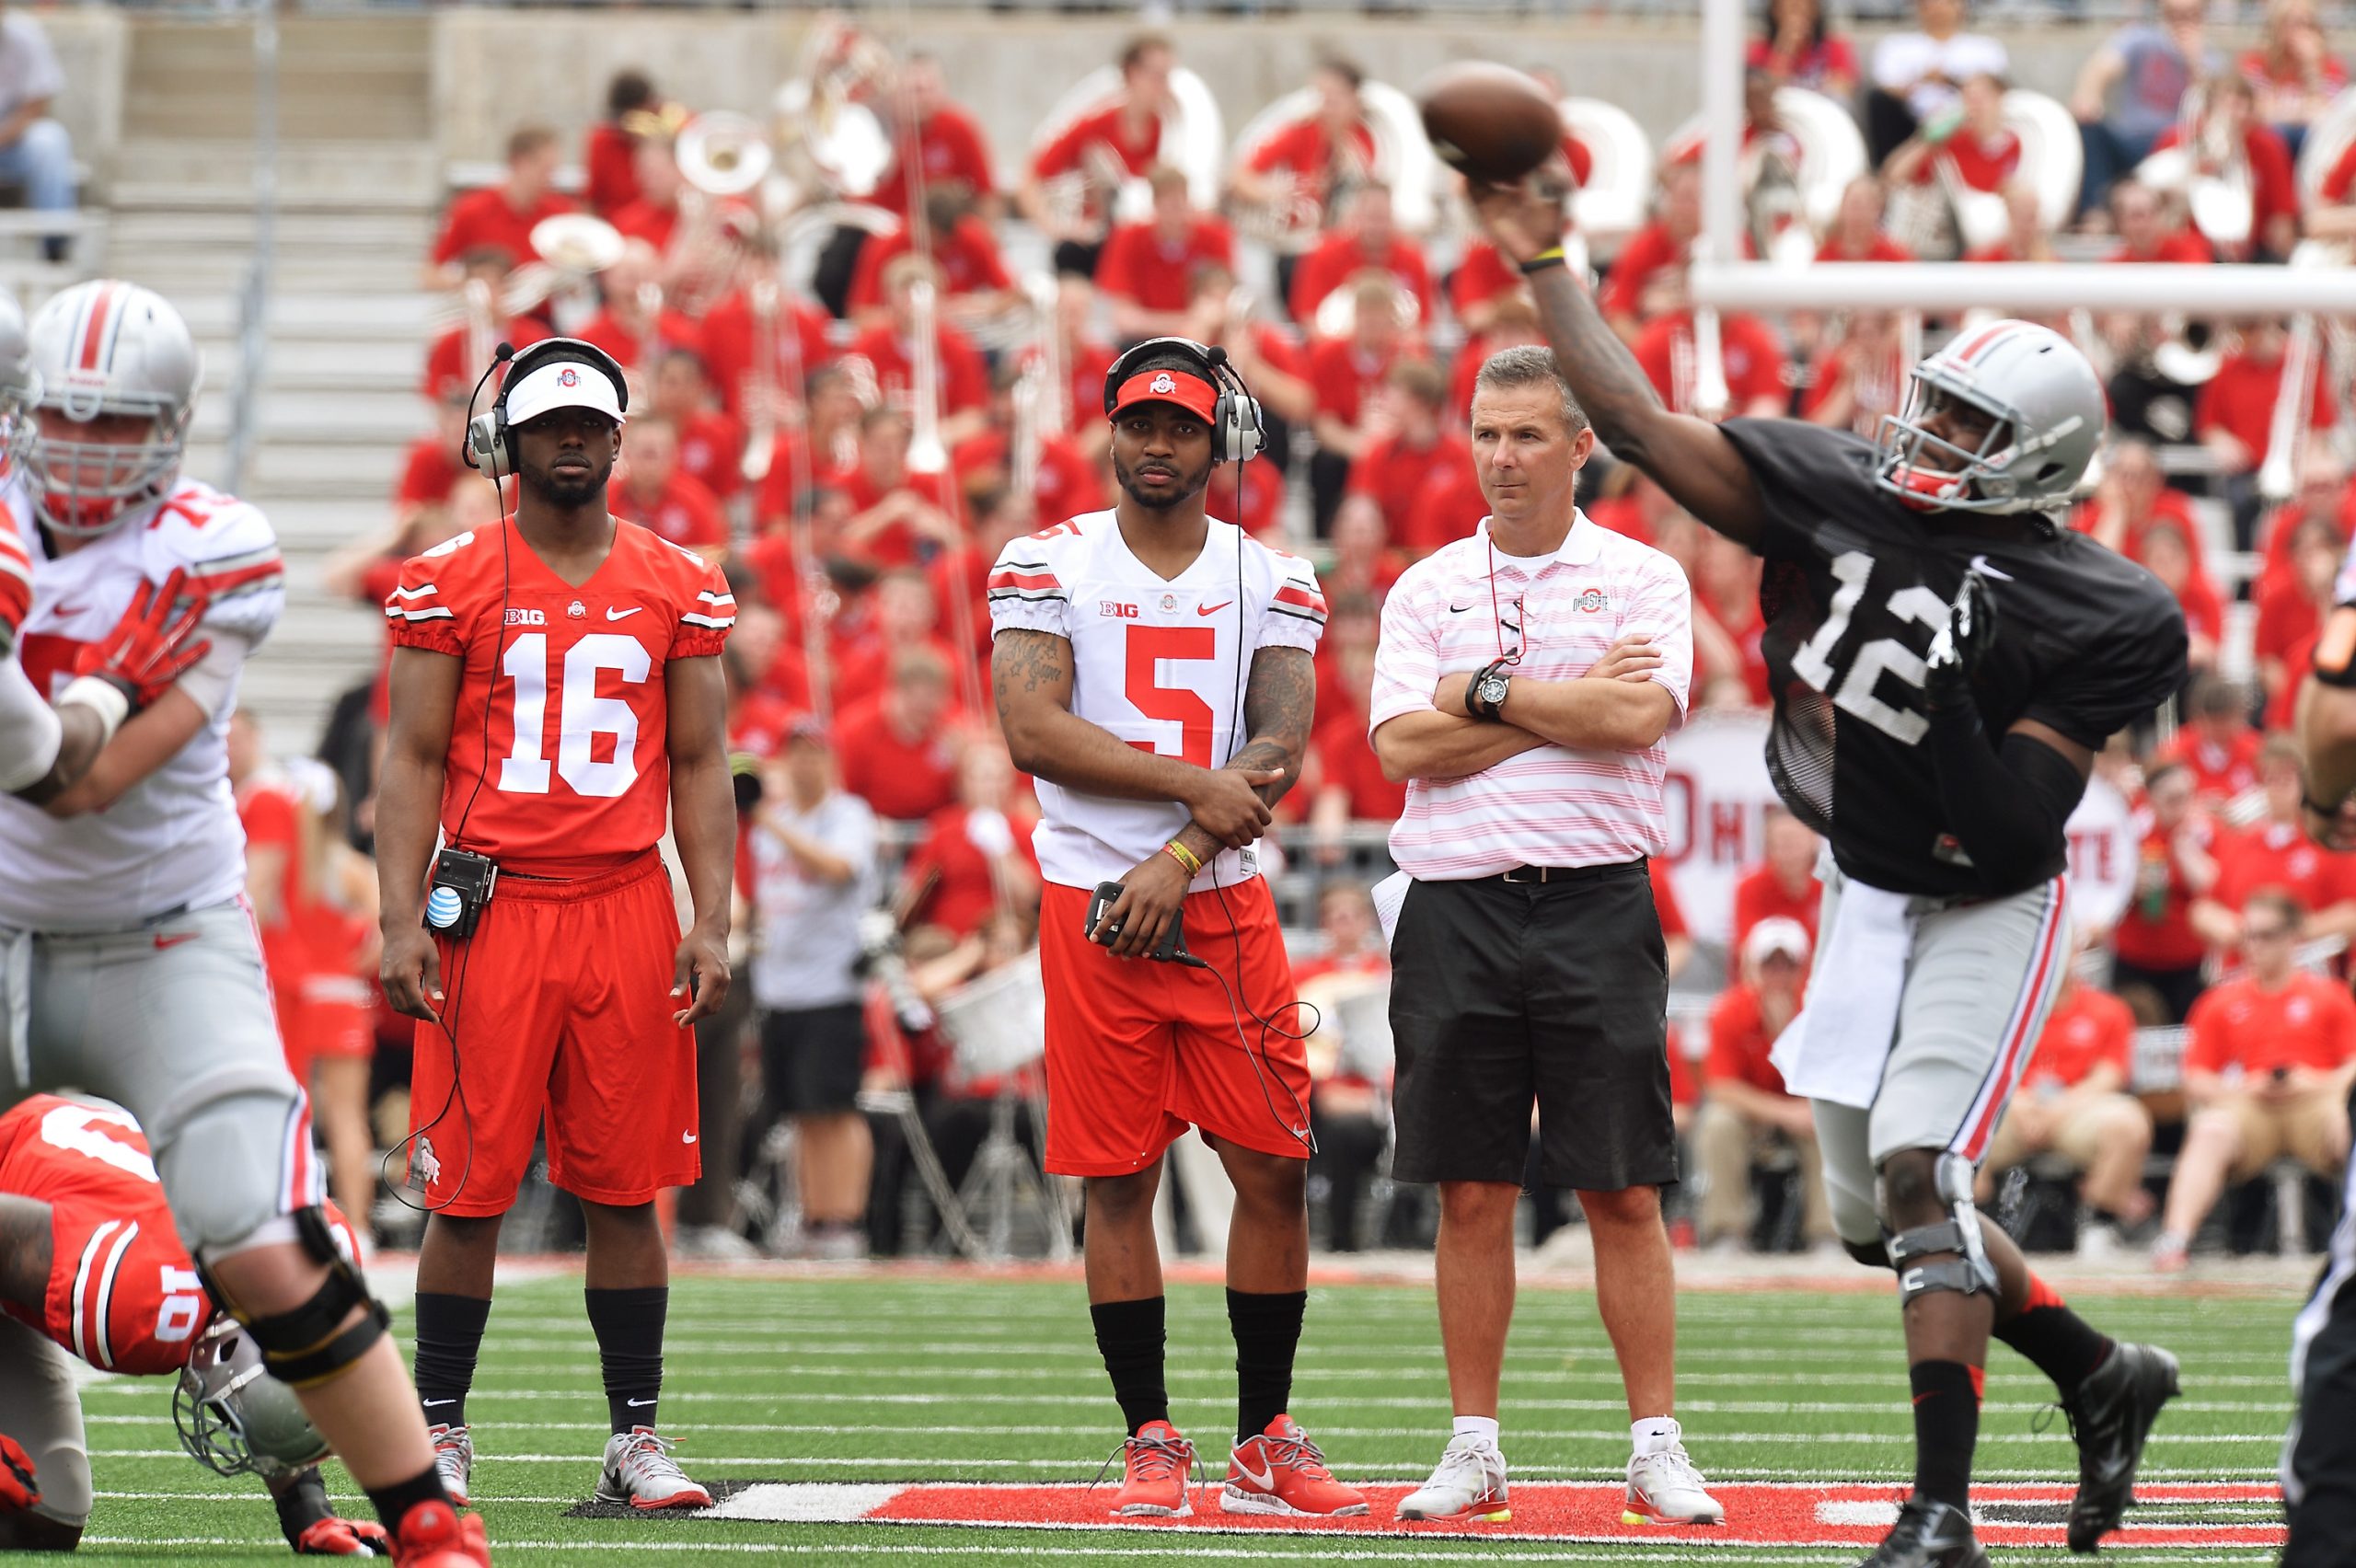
[463,411,502,476]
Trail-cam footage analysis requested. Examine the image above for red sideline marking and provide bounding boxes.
[812,1482,2285,1547]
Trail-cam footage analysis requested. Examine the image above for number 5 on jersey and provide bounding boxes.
[496,631,651,799]
[1125,624,1218,768]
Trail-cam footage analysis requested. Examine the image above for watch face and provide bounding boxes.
[1477,674,1507,703]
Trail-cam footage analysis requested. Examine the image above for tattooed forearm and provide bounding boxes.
[990,628,1069,706]
[1231,644,1315,807]
[1526,267,1669,461]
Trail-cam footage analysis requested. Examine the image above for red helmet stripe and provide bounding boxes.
[1952,321,2016,366]
[76,282,121,374]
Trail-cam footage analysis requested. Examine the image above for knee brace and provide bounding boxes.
[1884,1152,1999,1308]
[1844,1236,1895,1271]
[202,1208,389,1390]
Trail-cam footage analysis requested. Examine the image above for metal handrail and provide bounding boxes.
[221,0,277,497]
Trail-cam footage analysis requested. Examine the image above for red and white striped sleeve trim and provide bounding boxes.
[384,581,452,623]
[985,560,1068,603]
[682,586,736,630]
[0,527,29,641]
[185,543,285,605]
[70,1217,139,1371]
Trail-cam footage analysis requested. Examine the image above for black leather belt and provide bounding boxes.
[1494,857,1646,885]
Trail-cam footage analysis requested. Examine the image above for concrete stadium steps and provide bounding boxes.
[121,17,432,147]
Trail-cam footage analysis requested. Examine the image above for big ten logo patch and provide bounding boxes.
[1099,601,1139,618]
[505,607,547,627]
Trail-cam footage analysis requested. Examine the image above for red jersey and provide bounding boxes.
[614,468,728,551]
[902,803,1043,937]
[431,186,576,268]
[609,197,680,255]
[1731,864,1821,955]
[1288,233,1435,328]
[2026,984,2135,1092]
[2196,349,2337,464]
[2211,818,2356,916]
[1095,217,1237,315]
[847,322,988,421]
[847,216,1014,316]
[385,518,734,871]
[870,104,997,217]
[833,693,960,822]
[698,288,836,421]
[2159,725,2262,804]
[583,122,641,219]
[0,1097,357,1376]
[2187,971,2356,1077]
[1705,983,1795,1098]
[1346,432,1471,555]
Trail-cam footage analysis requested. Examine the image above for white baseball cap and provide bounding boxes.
[505,355,626,430]
[1744,916,1812,967]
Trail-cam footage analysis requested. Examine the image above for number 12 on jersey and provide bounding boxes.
[1787,549,1946,745]
[496,631,652,799]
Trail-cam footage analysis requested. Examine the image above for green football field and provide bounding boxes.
[66,1267,2309,1564]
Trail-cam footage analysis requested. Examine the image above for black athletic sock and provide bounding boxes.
[1091,1296,1169,1436]
[1992,1273,2113,1396]
[411,1292,493,1428]
[1227,1287,1308,1443]
[1910,1360,1982,1512]
[272,1467,334,1551]
[363,1463,452,1538]
[585,1286,669,1435]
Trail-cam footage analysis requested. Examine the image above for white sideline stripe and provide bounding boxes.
[67,1540,2285,1562]
[703,1482,904,1522]
[328,1363,2295,1386]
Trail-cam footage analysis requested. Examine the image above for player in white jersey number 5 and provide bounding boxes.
[990,339,1366,1520]
[0,281,483,1565]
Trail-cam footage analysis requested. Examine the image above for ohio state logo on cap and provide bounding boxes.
[559,368,579,386]
[1149,373,1175,394]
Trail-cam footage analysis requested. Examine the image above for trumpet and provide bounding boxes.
[2258,314,2319,503]
[1687,306,1732,421]
[905,272,950,478]
[677,111,773,199]
[498,213,625,330]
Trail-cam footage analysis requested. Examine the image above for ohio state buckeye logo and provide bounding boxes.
[1149,373,1175,394]
[559,368,580,386]
[1574,588,1609,613]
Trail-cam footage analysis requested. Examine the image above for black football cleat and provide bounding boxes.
[1855,1495,1988,1568]
[2060,1341,2181,1551]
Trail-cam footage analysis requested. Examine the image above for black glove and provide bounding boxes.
[1923,564,1999,712]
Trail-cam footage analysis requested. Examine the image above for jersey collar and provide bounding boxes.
[1476,508,1601,570]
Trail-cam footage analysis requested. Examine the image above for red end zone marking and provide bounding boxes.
[710,1481,2283,1548]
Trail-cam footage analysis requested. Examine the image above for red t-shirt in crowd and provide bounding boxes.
[1731,865,1821,956]
[2257,575,2323,674]
[847,322,989,419]
[1449,241,1525,323]
[2159,724,2262,804]
[1598,222,1686,321]
[422,317,551,399]
[1633,311,1787,416]
[583,122,641,219]
[608,197,680,255]
[1307,336,1406,427]
[902,804,1043,939]
[1244,116,1378,184]
[2106,229,2217,265]
[2025,984,2136,1092]
[431,185,576,268]
[829,463,960,568]
[1905,129,2022,191]
[1205,454,1286,540]
[698,288,837,421]
[1408,462,1490,558]
[398,435,463,510]
[1346,432,1472,555]
[870,104,998,217]
[1651,858,1690,945]
[2071,488,2211,578]
[2111,814,2220,971]
[614,469,728,551]
[847,216,1015,315]
[2187,971,2356,1077]
[949,427,1108,521]
[2150,121,2300,240]
[673,408,747,502]
[2197,349,2338,467]
[1288,233,1435,328]
[2211,818,2356,916]
[1706,982,1796,1098]
[1032,104,1161,183]
[574,308,704,380]
[1815,233,1915,264]
[833,695,961,822]
[1311,709,1405,823]
[1095,216,1236,315]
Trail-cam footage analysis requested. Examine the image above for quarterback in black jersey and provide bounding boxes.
[1470,171,2186,1568]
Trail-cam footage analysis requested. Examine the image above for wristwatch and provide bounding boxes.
[1470,661,1512,722]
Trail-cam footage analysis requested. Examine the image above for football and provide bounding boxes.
[1415,62,1564,185]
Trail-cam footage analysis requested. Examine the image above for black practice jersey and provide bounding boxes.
[1718,419,2187,899]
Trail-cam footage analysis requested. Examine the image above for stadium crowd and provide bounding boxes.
[234,0,2356,1269]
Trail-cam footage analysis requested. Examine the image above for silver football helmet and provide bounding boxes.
[22,280,202,537]
[172,1314,329,1480]
[1874,319,2105,515]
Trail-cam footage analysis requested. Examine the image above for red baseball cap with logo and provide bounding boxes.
[1108,364,1219,423]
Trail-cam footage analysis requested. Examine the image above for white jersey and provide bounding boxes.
[987,510,1326,892]
[0,477,284,929]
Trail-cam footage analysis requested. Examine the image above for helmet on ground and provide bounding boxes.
[22,280,201,536]
[1874,318,2104,515]
[172,1314,329,1479]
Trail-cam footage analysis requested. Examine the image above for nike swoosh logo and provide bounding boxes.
[1231,1453,1276,1491]
[422,1400,455,1409]
[683,1132,698,1144]
[1969,555,2015,582]
[52,600,89,617]
[1196,601,1232,616]
[627,1398,657,1408]
[1449,602,1474,614]
[153,931,199,950]
[607,606,643,620]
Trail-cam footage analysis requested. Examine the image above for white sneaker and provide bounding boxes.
[595,1426,713,1511]
[427,1423,471,1508]
[1397,1435,1510,1523]
[1624,1431,1724,1526]
[673,1224,761,1262]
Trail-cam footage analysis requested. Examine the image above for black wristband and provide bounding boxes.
[1518,248,1567,276]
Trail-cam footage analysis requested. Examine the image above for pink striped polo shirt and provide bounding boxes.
[1369,512,1693,880]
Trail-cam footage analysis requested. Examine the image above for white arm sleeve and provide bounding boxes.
[0,654,62,794]
[172,628,256,721]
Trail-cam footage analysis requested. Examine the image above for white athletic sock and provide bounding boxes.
[1631,1416,1681,1456]
[1452,1414,1500,1448]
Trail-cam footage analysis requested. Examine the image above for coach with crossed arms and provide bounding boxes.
[1369,345,1719,1528]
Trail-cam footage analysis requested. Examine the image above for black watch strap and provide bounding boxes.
[1468,659,1509,722]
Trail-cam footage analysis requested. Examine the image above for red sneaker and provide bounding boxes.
[1218,1414,1369,1516]
[1106,1420,1196,1517]
[0,1434,38,1510]
[389,1500,491,1566]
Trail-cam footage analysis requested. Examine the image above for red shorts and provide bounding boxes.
[1037,877,1312,1177]
[282,973,376,1083]
[408,850,699,1216]
[37,1197,209,1376]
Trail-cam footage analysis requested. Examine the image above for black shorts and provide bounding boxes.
[1387,862,1677,1192]
[759,1002,867,1116]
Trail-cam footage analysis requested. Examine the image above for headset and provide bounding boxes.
[463,336,630,481]
[1094,336,1318,1154]
[386,336,634,1215]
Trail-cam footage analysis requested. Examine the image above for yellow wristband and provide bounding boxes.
[1162,839,1203,876]
[1519,245,1567,275]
